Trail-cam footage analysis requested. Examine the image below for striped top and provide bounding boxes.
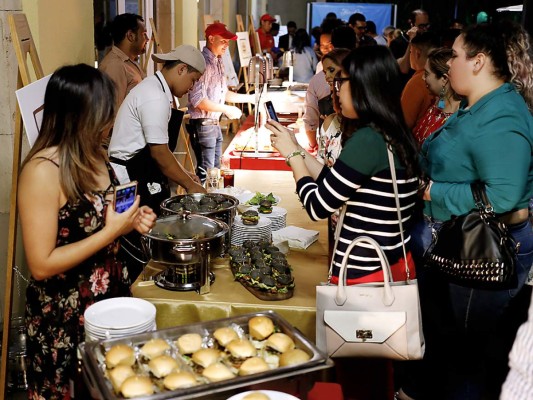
[296,126,419,281]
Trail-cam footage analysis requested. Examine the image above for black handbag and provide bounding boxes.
[423,182,518,290]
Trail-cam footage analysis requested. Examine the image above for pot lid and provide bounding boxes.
[145,213,228,242]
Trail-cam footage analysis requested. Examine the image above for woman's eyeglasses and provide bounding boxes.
[333,77,349,92]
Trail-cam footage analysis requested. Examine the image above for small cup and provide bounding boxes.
[221,169,235,188]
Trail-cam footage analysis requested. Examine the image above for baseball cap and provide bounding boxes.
[151,44,206,73]
[205,22,237,40]
[260,14,276,22]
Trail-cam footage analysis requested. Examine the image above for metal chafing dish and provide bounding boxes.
[141,213,229,294]
[80,311,332,400]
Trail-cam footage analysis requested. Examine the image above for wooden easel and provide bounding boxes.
[142,17,162,72]
[248,14,261,55]
[1,13,44,398]
[203,14,215,30]
[236,15,253,115]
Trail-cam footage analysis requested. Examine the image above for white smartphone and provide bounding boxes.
[113,181,137,213]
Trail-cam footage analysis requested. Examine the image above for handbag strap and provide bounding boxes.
[327,205,346,283]
[471,182,495,217]
[386,144,411,280]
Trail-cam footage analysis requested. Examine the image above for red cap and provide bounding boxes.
[260,14,276,22]
[205,22,237,40]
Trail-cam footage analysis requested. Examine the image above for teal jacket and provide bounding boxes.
[420,83,533,221]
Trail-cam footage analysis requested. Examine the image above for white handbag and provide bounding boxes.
[316,145,425,360]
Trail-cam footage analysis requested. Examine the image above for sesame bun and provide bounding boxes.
[279,348,311,367]
[202,362,235,382]
[191,348,220,368]
[265,333,295,353]
[148,355,178,378]
[108,365,135,393]
[238,357,270,376]
[175,333,203,355]
[248,316,274,340]
[139,338,170,359]
[105,344,135,369]
[120,375,154,398]
[243,392,272,400]
[213,327,239,347]
[226,339,256,358]
[163,371,198,390]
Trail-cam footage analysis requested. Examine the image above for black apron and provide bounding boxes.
[114,74,184,215]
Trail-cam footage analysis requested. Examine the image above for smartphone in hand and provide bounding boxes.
[113,181,137,213]
[264,100,279,122]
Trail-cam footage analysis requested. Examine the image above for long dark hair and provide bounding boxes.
[293,28,311,54]
[341,46,421,178]
[23,64,116,201]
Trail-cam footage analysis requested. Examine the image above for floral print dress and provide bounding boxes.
[25,161,131,400]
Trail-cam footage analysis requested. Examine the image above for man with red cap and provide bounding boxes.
[186,22,254,181]
[255,13,276,56]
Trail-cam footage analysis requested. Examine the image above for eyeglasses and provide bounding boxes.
[417,23,430,30]
[333,77,349,92]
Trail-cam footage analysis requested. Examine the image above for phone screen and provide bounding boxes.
[114,182,137,213]
[264,101,279,122]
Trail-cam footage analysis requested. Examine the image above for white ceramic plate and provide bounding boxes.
[227,390,300,400]
[84,297,156,330]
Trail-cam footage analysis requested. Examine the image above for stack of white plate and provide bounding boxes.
[259,206,287,231]
[84,297,156,341]
[231,215,272,246]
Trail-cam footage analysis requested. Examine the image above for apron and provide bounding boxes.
[114,74,184,215]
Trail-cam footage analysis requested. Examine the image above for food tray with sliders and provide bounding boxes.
[229,240,294,301]
[80,311,330,400]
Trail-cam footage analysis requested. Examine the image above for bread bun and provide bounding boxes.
[105,344,135,369]
[265,333,295,353]
[213,327,239,347]
[175,333,203,355]
[202,362,235,382]
[226,339,256,358]
[238,357,270,376]
[148,355,178,378]
[120,375,154,398]
[108,365,135,393]
[163,371,198,390]
[279,348,311,367]
[243,392,271,400]
[191,348,220,368]
[248,316,274,340]
[139,338,170,359]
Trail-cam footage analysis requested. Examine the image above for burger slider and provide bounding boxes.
[248,316,275,340]
[120,375,154,398]
[175,333,203,355]
[108,365,135,393]
[258,199,273,214]
[191,348,220,370]
[148,355,179,378]
[238,356,270,376]
[241,209,260,225]
[105,344,136,369]
[279,348,311,367]
[163,371,198,390]
[139,338,170,360]
[265,333,295,354]
[202,362,236,382]
[243,392,272,400]
[213,327,239,348]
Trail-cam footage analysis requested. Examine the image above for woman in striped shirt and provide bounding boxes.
[267,45,423,284]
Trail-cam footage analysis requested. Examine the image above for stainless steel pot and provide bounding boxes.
[141,213,229,293]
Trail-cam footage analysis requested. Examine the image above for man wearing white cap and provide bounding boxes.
[109,44,207,215]
[187,22,254,181]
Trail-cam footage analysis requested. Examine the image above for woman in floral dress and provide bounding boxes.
[18,64,156,399]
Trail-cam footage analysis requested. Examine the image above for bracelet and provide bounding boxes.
[285,150,306,166]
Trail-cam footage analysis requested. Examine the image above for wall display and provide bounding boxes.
[236,31,253,67]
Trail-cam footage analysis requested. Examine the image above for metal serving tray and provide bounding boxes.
[80,310,331,400]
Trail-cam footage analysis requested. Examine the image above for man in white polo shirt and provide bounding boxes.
[109,44,207,215]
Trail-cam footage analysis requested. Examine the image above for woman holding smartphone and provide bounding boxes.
[17,64,156,399]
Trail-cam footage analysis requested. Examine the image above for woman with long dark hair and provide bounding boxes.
[18,64,156,398]
[291,28,318,83]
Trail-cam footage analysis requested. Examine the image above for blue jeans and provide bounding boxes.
[197,124,222,172]
[403,217,533,399]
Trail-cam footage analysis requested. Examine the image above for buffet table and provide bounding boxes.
[132,170,328,342]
